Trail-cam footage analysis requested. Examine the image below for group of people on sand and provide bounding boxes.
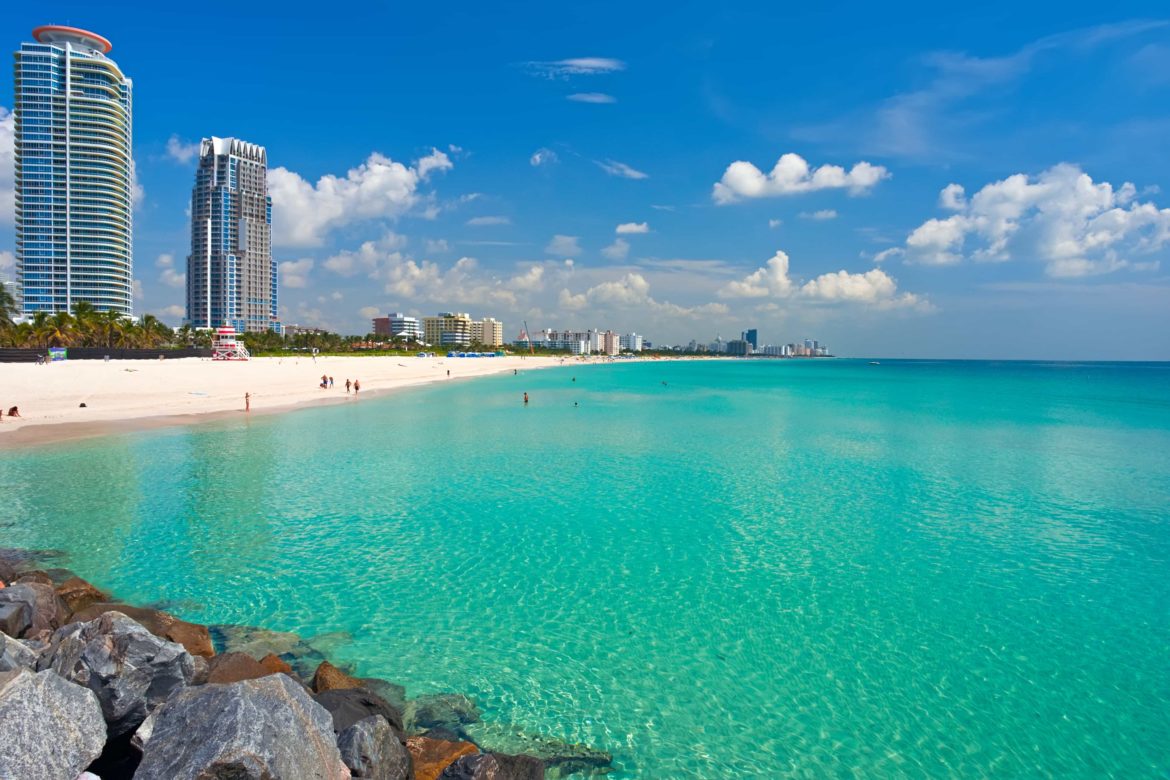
[0,406,21,422]
[317,375,360,393]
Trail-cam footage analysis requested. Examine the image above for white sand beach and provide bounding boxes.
[0,354,567,445]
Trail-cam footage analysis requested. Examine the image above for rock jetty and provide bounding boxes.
[0,549,615,779]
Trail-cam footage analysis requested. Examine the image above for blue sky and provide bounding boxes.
[3,0,1170,358]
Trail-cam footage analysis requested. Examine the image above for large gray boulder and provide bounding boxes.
[134,673,349,779]
[439,752,546,780]
[0,582,67,639]
[0,631,40,672]
[316,686,405,736]
[337,715,411,780]
[38,610,202,737]
[0,667,107,779]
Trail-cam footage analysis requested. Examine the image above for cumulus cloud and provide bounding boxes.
[718,249,928,310]
[159,304,185,320]
[425,238,450,253]
[525,57,626,79]
[279,258,315,288]
[712,153,890,204]
[322,232,408,277]
[568,93,616,104]
[509,265,545,292]
[602,239,630,260]
[719,251,795,299]
[559,273,728,318]
[800,209,839,221]
[530,148,559,167]
[467,215,511,226]
[269,149,452,247]
[166,135,200,164]
[895,163,1170,276]
[596,159,648,180]
[155,253,186,288]
[0,250,14,272]
[545,234,582,256]
[615,222,649,234]
[358,305,381,319]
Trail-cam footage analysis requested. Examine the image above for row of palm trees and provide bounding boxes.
[0,291,181,350]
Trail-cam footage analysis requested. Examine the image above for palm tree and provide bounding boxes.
[70,301,99,346]
[0,284,17,328]
[38,312,78,348]
[94,308,126,349]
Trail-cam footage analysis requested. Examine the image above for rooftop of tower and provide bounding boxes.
[32,25,113,54]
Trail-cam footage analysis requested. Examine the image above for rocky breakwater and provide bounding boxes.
[0,550,615,779]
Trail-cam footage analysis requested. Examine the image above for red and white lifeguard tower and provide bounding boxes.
[211,325,250,361]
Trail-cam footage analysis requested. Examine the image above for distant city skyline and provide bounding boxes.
[2,5,1169,359]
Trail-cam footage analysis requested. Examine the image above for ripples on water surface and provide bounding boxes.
[3,360,1169,777]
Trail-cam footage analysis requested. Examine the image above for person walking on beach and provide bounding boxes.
[354,379,361,394]
[245,393,251,412]
[447,369,450,377]
[345,379,352,393]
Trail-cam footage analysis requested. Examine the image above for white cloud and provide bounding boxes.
[545,234,582,256]
[596,159,649,180]
[872,247,903,264]
[559,273,728,318]
[155,253,186,288]
[568,93,616,104]
[166,135,200,164]
[602,239,630,260]
[768,219,782,229]
[132,280,144,301]
[359,305,381,319]
[425,239,450,253]
[509,265,545,292]
[0,250,14,272]
[800,209,839,221]
[719,251,794,299]
[131,160,145,210]
[650,204,676,211]
[269,150,452,247]
[279,258,315,288]
[615,222,649,234]
[0,107,14,225]
[897,163,1170,276]
[525,57,626,78]
[466,216,511,226]
[159,304,185,320]
[939,183,966,210]
[712,153,890,204]
[322,232,408,276]
[718,249,928,310]
[530,148,559,167]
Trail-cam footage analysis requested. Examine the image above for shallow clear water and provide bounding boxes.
[3,360,1170,777]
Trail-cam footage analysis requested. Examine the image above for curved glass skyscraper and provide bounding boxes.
[15,25,134,316]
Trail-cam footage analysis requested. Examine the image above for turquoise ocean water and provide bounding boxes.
[2,359,1169,777]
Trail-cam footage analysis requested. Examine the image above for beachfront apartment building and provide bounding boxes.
[185,137,279,333]
[14,25,134,316]
[471,317,504,347]
[423,312,473,347]
[620,332,644,352]
[372,312,422,340]
[602,330,621,356]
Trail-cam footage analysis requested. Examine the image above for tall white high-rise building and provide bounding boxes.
[186,137,280,332]
[15,26,134,315]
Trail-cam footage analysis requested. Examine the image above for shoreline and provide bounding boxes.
[0,354,572,449]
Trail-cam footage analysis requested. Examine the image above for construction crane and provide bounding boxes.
[523,320,534,355]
